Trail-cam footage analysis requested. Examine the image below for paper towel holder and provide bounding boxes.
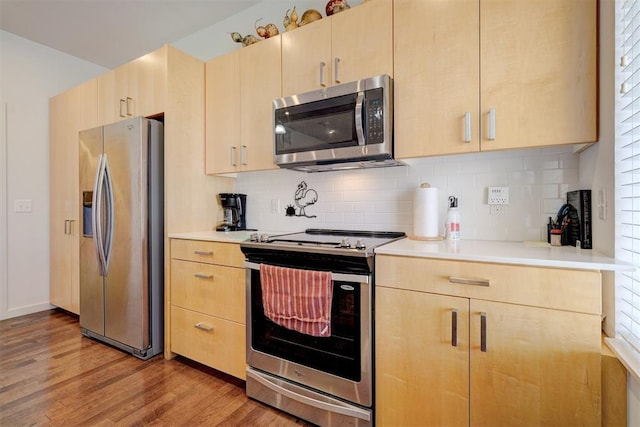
[410,182,445,241]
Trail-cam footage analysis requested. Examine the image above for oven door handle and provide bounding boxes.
[246,369,371,422]
[244,261,370,284]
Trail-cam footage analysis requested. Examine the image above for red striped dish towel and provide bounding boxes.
[260,264,333,337]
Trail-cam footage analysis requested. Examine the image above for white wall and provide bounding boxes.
[0,30,106,320]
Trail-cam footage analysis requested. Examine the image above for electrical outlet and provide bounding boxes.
[270,199,280,214]
[14,199,32,213]
[488,187,509,205]
[597,189,607,221]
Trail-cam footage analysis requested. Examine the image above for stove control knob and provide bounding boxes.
[259,233,270,243]
[249,233,259,242]
[340,238,352,249]
[355,239,366,250]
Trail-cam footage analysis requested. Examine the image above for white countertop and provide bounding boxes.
[168,230,254,243]
[375,238,634,271]
[168,230,289,243]
[169,231,633,272]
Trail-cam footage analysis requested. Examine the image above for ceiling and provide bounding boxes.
[0,0,262,69]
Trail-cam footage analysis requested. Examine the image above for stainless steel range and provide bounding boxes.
[241,229,405,426]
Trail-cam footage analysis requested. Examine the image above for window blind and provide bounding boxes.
[616,0,640,353]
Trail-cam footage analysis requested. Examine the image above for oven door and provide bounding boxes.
[245,261,372,408]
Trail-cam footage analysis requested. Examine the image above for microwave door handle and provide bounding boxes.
[354,91,365,146]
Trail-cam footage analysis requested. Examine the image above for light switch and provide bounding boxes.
[14,199,32,213]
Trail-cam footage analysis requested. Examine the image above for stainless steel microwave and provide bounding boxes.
[273,75,402,172]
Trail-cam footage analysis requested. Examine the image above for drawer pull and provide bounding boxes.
[480,312,487,352]
[448,276,490,287]
[194,250,213,256]
[194,273,213,280]
[194,322,213,332]
[451,309,458,347]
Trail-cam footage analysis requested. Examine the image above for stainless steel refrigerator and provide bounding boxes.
[79,116,164,360]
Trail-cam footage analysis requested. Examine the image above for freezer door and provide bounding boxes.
[79,126,105,335]
[103,117,150,350]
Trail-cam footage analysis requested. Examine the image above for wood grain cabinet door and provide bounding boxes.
[480,0,597,150]
[205,51,241,174]
[393,0,480,158]
[331,0,393,86]
[376,286,470,426]
[49,78,98,314]
[240,35,281,172]
[469,300,601,427]
[281,18,332,97]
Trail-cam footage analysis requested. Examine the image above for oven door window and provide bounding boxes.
[250,270,361,381]
[275,93,359,155]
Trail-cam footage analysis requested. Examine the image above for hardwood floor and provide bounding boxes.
[0,309,312,426]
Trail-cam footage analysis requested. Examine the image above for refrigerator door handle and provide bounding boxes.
[102,155,115,275]
[92,154,107,276]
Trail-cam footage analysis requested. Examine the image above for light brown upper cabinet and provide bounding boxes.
[206,36,281,174]
[97,48,167,125]
[394,0,597,159]
[49,78,98,314]
[281,0,393,97]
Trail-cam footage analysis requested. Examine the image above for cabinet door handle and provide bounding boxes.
[451,309,458,347]
[64,220,70,235]
[119,99,126,118]
[194,273,213,280]
[488,108,496,141]
[319,61,326,87]
[448,276,490,287]
[334,57,341,84]
[464,112,471,143]
[69,219,75,235]
[480,312,487,352]
[240,145,248,165]
[194,322,213,332]
[230,146,237,166]
[194,250,213,256]
[126,97,133,116]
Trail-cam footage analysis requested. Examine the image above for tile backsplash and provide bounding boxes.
[232,146,580,242]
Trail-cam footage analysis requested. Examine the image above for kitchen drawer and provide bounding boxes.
[170,239,244,267]
[171,259,245,323]
[170,306,246,379]
[376,255,601,315]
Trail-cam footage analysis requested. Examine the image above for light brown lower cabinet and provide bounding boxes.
[375,255,602,426]
[168,239,246,379]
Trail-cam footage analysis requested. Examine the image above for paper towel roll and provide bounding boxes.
[413,184,439,238]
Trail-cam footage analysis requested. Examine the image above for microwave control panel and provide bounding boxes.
[365,88,384,144]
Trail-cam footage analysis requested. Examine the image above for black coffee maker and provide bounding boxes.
[216,193,247,231]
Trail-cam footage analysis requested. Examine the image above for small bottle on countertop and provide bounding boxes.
[445,196,461,240]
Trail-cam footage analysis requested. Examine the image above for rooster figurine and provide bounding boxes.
[294,181,318,218]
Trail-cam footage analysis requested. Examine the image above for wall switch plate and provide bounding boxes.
[597,188,607,221]
[14,199,32,213]
[488,187,509,205]
[270,199,280,214]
